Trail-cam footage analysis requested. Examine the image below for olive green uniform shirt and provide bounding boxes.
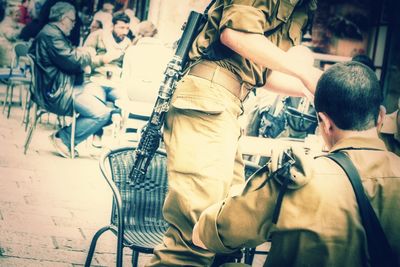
[197,136,400,266]
[189,0,314,88]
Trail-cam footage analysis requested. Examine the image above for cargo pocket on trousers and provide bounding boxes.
[171,77,227,115]
[172,96,226,115]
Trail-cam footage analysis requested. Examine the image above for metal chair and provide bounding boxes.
[1,42,31,118]
[23,55,77,158]
[120,101,152,143]
[84,146,169,267]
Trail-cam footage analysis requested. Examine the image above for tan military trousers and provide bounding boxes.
[147,72,245,266]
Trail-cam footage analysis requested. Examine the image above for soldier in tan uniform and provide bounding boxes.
[193,62,400,266]
[148,0,321,265]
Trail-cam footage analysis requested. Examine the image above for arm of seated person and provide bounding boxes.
[83,30,104,67]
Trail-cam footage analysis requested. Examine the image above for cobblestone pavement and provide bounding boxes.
[0,84,152,266]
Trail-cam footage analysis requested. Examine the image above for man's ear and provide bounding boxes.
[377,105,386,130]
[318,112,334,135]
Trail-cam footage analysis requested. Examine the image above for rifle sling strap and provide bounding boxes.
[325,152,395,267]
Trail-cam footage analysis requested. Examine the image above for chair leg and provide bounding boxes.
[22,90,31,130]
[24,105,45,155]
[56,116,62,128]
[244,247,256,265]
[2,82,11,114]
[24,99,32,132]
[116,233,124,267]
[18,84,23,106]
[84,226,113,267]
[131,251,139,267]
[70,110,76,159]
[6,84,15,118]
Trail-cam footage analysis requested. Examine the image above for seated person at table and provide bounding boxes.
[122,21,171,102]
[193,62,400,266]
[20,0,81,46]
[82,12,131,147]
[29,2,96,158]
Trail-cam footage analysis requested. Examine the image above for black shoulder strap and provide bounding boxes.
[204,0,217,16]
[326,152,396,267]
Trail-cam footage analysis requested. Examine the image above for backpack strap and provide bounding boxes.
[325,152,396,267]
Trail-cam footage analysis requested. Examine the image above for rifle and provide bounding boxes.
[129,11,205,183]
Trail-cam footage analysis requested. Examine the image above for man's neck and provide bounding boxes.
[335,127,379,143]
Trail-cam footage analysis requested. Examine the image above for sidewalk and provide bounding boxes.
[0,84,151,266]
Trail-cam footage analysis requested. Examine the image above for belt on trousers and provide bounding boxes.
[187,61,249,101]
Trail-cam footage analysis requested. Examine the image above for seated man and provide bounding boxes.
[29,1,95,158]
[193,62,400,266]
[82,12,131,147]
[122,21,171,102]
[120,21,171,142]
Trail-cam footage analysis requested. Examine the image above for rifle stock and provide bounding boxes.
[129,11,205,183]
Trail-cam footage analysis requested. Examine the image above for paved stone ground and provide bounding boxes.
[0,84,267,266]
[0,84,153,266]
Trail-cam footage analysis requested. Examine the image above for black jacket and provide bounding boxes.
[29,23,91,115]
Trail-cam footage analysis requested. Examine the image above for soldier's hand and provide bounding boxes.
[300,66,323,97]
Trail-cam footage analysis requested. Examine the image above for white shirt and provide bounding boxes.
[121,37,173,103]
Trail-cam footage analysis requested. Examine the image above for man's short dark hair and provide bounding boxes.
[315,61,383,131]
[352,54,376,72]
[112,12,130,25]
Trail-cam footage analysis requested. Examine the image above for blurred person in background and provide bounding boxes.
[90,0,113,32]
[18,0,32,24]
[82,12,131,148]
[20,0,81,46]
[0,0,5,22]
[123,8,140,36]
[0,6,24,66]
[29,2,94,158]
[122,20,171,102]
[27,0,46,20]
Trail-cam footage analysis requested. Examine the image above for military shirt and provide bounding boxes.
[189,0,314,88]
[197,136,400,266]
